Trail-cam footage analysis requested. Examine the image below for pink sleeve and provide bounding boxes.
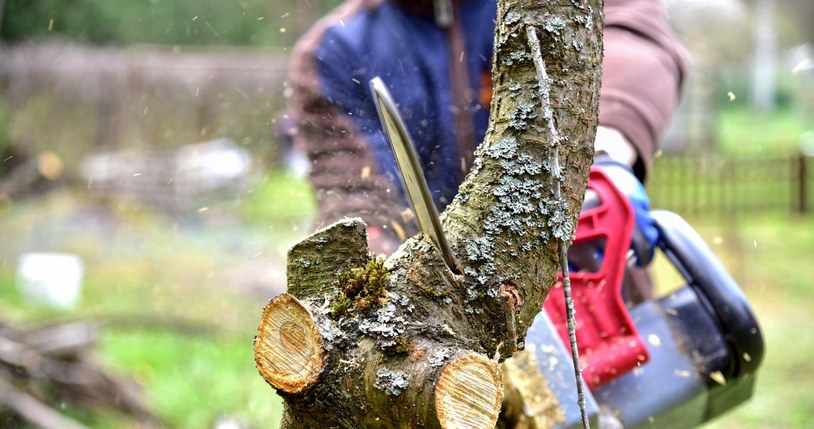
[600,0,691,180]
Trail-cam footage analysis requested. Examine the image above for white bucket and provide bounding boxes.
[16,253,85,309]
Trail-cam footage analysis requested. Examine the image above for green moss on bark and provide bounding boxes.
[330,256,390,317]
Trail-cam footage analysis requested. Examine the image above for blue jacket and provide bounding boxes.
[289,0,688,236]
[314,0,496,208]
[290,0,496,233]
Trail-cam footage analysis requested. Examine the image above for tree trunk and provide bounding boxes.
[254,0,603,427]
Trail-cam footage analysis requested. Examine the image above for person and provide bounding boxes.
[287,0,689,263]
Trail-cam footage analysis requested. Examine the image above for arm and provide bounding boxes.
[288,24,410,253]
[590,0,691,267]
[598,0,690,180]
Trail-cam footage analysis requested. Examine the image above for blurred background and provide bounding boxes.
[0,0,811,428]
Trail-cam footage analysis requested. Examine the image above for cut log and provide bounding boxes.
[254,294,326,395]
[435,353,503,429]
[500,348,566,428]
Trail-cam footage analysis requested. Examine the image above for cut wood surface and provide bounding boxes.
[435,353,503,429]
[255,294,326,394]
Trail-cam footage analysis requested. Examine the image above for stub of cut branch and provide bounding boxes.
[254,294,326,395]
[434,353,504,429]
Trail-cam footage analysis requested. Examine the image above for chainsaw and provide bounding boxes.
[370,77,764,428]
[537,169,764,428]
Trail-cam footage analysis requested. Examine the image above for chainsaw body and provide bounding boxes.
[525,169,764,428]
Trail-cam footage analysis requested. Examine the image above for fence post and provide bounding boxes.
[798,152,808,215]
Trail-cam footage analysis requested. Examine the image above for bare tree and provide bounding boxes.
[254,0,603,427]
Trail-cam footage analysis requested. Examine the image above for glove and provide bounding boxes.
[592,154,658,266]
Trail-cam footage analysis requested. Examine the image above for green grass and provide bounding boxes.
[674,214,814,429]
[98,330,281,429]
[0,173,303,428]
[718,107,812,156]
[647,214,814,428]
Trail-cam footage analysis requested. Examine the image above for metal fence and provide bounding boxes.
[647,153,811,217]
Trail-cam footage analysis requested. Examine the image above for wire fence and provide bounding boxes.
[647,152,812,217]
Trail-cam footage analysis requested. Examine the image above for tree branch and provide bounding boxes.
[527,23,590,428]
[255,0,604,427]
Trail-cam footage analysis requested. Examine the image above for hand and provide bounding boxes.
[592,154,658,266]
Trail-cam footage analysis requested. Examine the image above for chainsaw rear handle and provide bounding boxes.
[652,210,765,379]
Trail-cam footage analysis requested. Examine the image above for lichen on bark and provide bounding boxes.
[443,0,603,361]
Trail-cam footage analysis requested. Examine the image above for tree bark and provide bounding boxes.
[254,0,604,427]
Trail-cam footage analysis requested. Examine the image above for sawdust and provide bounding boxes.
[502,347,566,428]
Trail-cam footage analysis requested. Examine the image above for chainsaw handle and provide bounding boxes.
[652,210,765,379]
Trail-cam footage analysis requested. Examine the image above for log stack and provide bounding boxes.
[0,318,160,428]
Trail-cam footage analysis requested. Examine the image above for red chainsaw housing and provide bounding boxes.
[543,168,649,391]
